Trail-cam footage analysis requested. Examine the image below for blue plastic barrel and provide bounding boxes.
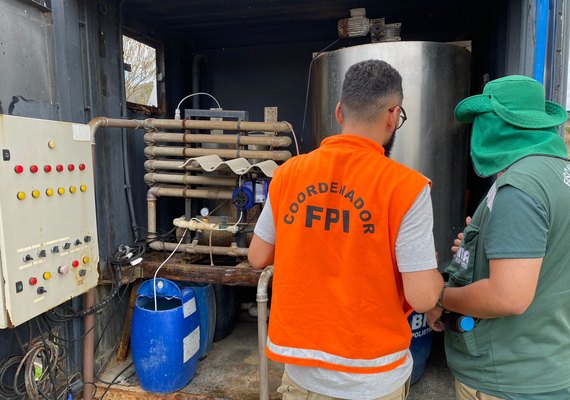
[407,311,433,384]
[131,278,200,393]
[184,283,216,359]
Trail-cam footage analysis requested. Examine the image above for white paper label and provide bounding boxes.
[183,297,197,318]
[183,326,200,362]
[72,124,90,141]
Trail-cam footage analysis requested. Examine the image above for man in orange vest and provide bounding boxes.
[249,59,444,400]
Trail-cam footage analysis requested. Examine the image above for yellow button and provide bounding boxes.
[17,192,26,200]
[43,272,52,280]
[80,185,87,192]
[32,190,40,198]
[82,256,89,264]
[48,140,56,149]
[57,187,65,195]
[69,186,77,194]
[46,188,54,197]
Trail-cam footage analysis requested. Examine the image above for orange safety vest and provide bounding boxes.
[266,134,430,374]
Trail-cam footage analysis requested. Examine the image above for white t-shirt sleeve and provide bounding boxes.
[395,185,438,272]
[253,195,276,244]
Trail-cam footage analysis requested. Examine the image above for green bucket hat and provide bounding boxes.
[454,75,569,177]
[455,75,568,128]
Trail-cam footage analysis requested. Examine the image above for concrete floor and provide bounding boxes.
[98,321,455,399]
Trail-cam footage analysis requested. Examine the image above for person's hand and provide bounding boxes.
[451,216,472,254]
[427,307,445,332]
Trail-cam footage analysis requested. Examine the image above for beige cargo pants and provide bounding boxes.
[277,371,410,400]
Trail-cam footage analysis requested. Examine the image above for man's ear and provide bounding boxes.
[386,107,398,132]
[335,102,343,125]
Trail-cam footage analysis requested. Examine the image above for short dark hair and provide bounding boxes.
[340,59,403,122]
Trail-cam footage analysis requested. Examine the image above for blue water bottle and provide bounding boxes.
[442,311,477,333]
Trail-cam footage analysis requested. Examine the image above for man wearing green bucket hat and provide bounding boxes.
[427,75,570,400]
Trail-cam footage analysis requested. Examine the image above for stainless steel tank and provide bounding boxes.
[310,41,471,268]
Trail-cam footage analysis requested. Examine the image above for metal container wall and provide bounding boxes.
[310,42,471,268]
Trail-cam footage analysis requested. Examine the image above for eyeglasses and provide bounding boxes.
[389,105,407,130]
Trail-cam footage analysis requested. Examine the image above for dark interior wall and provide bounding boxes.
[199,40,333,154]
[0,0,132,379]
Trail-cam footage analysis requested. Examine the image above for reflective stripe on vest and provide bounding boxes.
[266,337,408,373]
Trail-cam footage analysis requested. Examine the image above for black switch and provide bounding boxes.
[79,269,87,277]
[38,250,47,258]
[15,281,23,293]
[2,149,10,161]
[75,239,82,246]
[37,287,47,295]
[63,242,71,250]
[23,254,33,262]
[51,246,59,253]
[84,236,92,243]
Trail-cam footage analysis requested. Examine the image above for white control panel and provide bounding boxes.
[0,115,99,328]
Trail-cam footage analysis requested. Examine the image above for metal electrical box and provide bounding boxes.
[0,115,99,328]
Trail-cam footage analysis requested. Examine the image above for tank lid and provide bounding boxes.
[138,278,182,299]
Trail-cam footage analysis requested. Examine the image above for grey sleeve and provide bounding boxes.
[395,185,438,272]
[484,185,548,259]
[253,196,276,245]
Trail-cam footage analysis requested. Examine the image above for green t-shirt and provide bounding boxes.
[445,155,570,397]
[472,185,570,400]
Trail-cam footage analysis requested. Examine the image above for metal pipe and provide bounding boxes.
[257,265,274,400]
[143,132,291,147]
[144,159,202,171]
[192,54,206,109]
[83,288,96,400]
[150,186,234,200]
[144,173,236,186]
[149,240,248,257]
[144,145,291,161]
[173,217,240,233]
[147,189,158,240]
[88,117,292,140]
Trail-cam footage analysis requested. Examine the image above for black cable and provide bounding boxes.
[300,38,341,145]
[97,362,133,400]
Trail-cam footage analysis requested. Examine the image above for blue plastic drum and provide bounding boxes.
[407,310,433,384]
[131,278,200,393]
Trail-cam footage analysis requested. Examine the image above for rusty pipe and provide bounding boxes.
[83,288,96,400]
[149,240,248,257]
[143,132,291,147]
[144,173,236,187]
[149,186,233,200]
[144,145,291,161]
[147,189,158,240]
[257,265,274,400]
[88,117,292,138]
[144,159,202,172]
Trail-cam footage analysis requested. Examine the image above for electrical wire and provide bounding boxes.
[300,38,341,145]
[153,229,188,311]
[174,92,222,119]
[282,121,300,155]
[97,362,134,400]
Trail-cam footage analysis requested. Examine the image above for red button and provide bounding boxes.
[68,164,75,171]
[29,277,37,286]
[56,164,64,172]
[14,165,24,174]
[72,260,79,268]
[30,165,39,173]
[44,165,52,173]
[79,163,86,171]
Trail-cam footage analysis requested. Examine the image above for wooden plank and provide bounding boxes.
[138,255,261,286]
[116,280,141,362]
[95,385,215,399]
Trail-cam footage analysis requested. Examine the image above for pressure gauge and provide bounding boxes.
[200,207,210,217]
